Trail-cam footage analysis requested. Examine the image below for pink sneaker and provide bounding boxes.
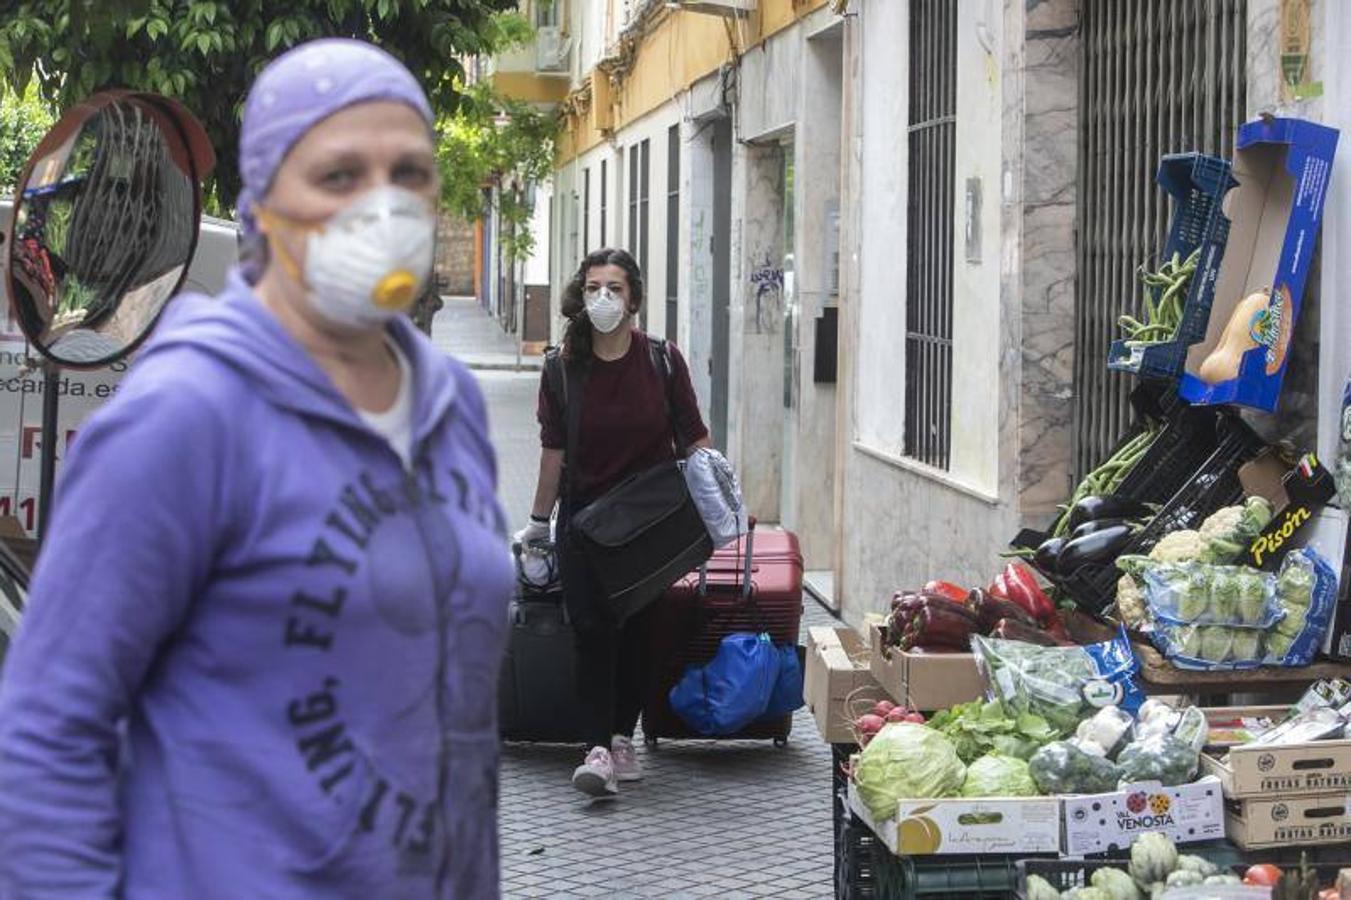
[611,735,643,782]
[571,746,618,798]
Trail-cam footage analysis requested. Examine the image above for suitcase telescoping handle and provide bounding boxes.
[696,516,756,600]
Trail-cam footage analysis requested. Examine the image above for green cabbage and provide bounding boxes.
[853,723,966,818]
[960,754,1039,797]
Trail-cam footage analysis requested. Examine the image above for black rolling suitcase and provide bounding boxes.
[497,547,590,743]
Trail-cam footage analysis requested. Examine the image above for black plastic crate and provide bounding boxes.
[1107,152,1238,382]
[872,848,1021,899]
[836,790,875,899]
[1053,414,1266,615]
[1011,388,1224,562]
[1015,858,1129,898]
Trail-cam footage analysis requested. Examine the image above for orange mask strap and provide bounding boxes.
[253,205,315,283]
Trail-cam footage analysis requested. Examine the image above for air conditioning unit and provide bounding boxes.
[676,0,755,16]
[535,26,572,73]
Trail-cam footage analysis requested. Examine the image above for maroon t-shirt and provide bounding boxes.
[538,331,709,506]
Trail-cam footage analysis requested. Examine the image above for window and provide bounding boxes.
[582,167,591,255]
[628,138,650,326]
[903,0,957,470]
[1073,0,1247,476]
[599,159,608,247]
[665,125,680,340]
[535,0,559,28]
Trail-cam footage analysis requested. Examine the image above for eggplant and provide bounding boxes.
[1069,517,1131,542]
[1057,524,1135,575]
[1033,537,1067,575]
[1066,495,1153,533]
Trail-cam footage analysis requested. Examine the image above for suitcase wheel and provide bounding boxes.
[644,736,658,748]
[774,737,788,749]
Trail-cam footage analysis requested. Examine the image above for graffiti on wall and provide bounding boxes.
[749,253,784,335]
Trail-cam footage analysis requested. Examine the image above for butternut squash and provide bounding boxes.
[1196,289,1271,384]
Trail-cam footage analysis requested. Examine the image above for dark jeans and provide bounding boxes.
[560,508,657,750]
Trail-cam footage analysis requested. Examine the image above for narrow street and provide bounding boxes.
[436,299,839,898]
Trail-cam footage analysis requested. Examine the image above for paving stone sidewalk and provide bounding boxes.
[446,305,840,898]
[432,295,543,372]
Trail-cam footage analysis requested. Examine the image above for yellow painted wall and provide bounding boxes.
[492,72,572,105]
[557,0,830,164]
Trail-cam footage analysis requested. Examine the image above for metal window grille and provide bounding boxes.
[666,124,680,339]
[903,0,957,470]
[628,139,651,327]
[583,167,591,255]
[600,159,608,246]
[1074,0,1247,477]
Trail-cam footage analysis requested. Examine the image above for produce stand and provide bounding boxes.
[823,115,1350,897]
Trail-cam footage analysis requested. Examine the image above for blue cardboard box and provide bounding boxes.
[1107,153,1236,381]
[1179,116,1339,411]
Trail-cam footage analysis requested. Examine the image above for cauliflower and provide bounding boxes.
[1197,497,1274,563]
[1198,506,1244,542]
[1148,530,1205,563]
[1115,574,1149,628]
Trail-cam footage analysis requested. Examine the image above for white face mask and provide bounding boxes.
[263,186,437,329]
[584,286,627,334]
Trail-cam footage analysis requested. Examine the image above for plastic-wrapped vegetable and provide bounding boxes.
[1135,700,1208,753]
[1115,734,1199,787]
[1028,740,1120,794]
[1203,874,1242,885]
[1129,832,1178,886]
[1074,706,1134,758]
[1263,548,1338,667]
[1141,562,1279,628]
[1153,623,1265,671]
[972,629,1145,736]
[1090,866,1142,900]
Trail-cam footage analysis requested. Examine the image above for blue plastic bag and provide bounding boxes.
[761,643,804,719]
[669,632,779,736]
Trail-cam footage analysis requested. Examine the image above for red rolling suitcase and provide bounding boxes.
[641,524,805,745]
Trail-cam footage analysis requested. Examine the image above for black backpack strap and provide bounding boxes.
[545,348,584,506]
[646,335,687,458]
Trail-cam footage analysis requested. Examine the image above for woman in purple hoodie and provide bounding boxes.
[0,40,513,898]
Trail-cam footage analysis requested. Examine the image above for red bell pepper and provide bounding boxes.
[922,580,968,603]
[992,562,1058,625]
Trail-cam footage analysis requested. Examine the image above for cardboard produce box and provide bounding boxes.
[1200,709,1351,799]
[1061,777,1226,856]
[846,781,1061,856]
[805,625,887,744]
[1227,794,1351,850]
[868,622,985,712]
[1179,116,1339,412]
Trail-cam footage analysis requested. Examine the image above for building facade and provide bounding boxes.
[526,0,1350,627]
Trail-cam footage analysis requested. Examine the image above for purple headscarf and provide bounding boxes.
[236,38,434,244]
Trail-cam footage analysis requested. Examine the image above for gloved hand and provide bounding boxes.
[513,516,551,548]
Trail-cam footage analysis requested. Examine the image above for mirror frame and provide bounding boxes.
[3,90,216,369]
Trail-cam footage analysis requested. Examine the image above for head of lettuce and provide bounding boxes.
[854,723,967,819]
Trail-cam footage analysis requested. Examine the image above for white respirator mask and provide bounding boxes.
[261,185,436,329]
[584,287,627,334]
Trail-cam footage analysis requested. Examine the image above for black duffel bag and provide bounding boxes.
[569,460,713,624]
[548,337,715,625]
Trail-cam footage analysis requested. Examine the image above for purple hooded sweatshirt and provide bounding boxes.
[0,272,515,897]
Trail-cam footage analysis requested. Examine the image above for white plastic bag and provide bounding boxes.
[682,447,748,549]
